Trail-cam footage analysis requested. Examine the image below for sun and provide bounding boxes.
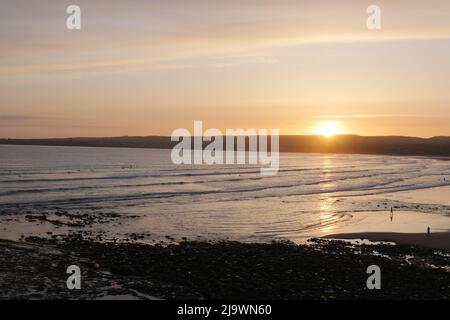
[317,121,342,137]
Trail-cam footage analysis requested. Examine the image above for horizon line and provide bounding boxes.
[1,134,450,140]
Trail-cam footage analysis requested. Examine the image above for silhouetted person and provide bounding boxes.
[427,227,430,235]
[390,207,394,222]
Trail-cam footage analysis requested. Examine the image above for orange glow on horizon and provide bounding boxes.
[316,121,343,137]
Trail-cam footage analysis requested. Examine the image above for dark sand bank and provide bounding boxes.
[324,232,450,250]
[1,235,449,300]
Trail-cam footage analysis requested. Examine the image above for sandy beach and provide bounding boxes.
[3,0,450,305]
[324,232,450,250]
[319,205,450,250]
[1,146,449,300]
[319,208,450,250]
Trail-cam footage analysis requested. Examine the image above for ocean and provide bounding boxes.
[1,144,450,242]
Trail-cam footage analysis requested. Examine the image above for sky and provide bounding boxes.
[1,0,450,138]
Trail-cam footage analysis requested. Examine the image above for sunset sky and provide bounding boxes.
[1,0,450,138]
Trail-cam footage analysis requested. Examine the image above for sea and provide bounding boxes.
[1,144,450,242]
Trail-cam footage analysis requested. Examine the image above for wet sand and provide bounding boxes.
[324,232,450,250]
[322,210,450,234]
[382,185,450,206]
[1,207,449,299]
[322,209,450,250]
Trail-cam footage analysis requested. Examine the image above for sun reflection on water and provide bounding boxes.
[318,197,337,234]
[317,156,339,234]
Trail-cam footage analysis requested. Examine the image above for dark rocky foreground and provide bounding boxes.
[0,235,449,300]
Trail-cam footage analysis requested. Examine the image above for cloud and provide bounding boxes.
[0,115,46,122]
[2,0,450,77]
[313,114,450,119]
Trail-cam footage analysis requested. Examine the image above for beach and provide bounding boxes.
[1,236,449,300]
[321,209,450,250]
[0,145,449,299]
[3,0,450,304]
[325,232,450,250]
[1,145,450,244]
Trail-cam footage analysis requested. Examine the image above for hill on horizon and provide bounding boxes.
[1,135,450,157]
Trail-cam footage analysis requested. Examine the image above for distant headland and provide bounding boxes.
[1,135,450,157]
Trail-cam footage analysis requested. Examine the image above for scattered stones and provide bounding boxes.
[24,210,121,227]
[0,238,200,300]
[1,235,447,300]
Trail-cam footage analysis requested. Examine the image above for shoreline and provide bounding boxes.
[2,206,450,247]
[324,231,450,250]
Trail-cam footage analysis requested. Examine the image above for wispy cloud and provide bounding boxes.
[2,0,450,76]
[0,115,47,122]
[313,114,450,119]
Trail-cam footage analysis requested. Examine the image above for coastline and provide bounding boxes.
[1,146,449,299]
[324,231,450,251]
[1,206,449,299]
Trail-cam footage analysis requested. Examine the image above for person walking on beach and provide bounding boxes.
[427,227,431,236]
[390,207,394,222]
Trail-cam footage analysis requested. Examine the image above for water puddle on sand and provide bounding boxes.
[316,210,450,237]
[278,210,450,244]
